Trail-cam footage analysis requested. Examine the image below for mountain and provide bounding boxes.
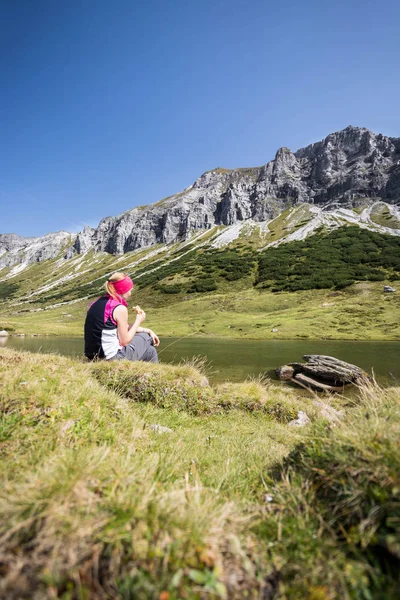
[1,126,400,272]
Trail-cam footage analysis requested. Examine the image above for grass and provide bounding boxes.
[369,203,400,230]
[261,381,400,599]
[1,348,399,598]
[0,348,305,598]
[139,281,400,340]
[1,219,399,341]
[1,280,399,340]
[261,205,313,244]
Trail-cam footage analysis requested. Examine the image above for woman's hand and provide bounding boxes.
[146,329,160,347]
[135,310,146,325]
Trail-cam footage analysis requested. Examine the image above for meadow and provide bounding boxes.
[1,225,399,341]
[1,280,399,342]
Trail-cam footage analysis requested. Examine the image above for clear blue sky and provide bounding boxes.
[1,0,399,237]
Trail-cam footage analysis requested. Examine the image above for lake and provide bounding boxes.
[1,335,399,384]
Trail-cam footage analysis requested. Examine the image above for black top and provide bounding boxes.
[84,296,119,360]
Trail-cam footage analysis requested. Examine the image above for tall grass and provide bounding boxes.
[0,349,304,598]
[260,381,400,599]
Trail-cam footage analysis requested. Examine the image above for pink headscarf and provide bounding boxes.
[111,276,134,295]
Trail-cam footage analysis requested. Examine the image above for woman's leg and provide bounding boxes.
[115,332,158,363]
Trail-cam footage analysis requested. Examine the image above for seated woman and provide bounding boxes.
[84,271,159,362]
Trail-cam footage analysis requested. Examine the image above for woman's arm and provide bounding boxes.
[129,325,160,347]
[113,305,146,346]
[135,326,160,347]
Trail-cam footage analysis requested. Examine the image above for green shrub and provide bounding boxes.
[0,282,19,300]
[158,283,183,294]
[188,278,217,293]
[257,226,400,291]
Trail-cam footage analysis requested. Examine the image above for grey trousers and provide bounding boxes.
[112,332,159,363]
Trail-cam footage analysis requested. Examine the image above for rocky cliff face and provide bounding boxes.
[2,126,400,268]
[0,232,73,269]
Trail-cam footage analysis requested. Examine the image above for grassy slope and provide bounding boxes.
[1,280,399,340]
[0,216,399,340]
[1,349,399,598]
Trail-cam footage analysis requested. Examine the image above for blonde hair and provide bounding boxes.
[105,272,127,301]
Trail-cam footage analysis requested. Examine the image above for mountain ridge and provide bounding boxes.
[1,125,400,269]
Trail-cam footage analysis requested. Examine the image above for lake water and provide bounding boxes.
[2,335,399,384]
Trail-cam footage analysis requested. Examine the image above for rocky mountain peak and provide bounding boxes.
[1,126,399,270]
[192,168,232,190]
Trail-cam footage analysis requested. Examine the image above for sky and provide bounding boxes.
[1,0,399,237]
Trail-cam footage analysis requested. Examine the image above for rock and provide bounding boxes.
[0,330,9,337]
[276,365,294,380]
[149,424,173,434]
[312,400,344,423]
[0,231,73,269]
[271,328,278,333]
[60,419,75,436]
[288,411,311,427]
[2,126,400,269]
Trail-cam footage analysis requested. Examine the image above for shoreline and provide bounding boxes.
[4,332,400,342]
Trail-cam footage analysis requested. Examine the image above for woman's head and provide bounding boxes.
[105,272,134,301]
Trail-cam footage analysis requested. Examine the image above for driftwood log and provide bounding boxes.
[276,354,369,392]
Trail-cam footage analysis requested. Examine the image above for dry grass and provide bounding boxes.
[260,381,400,598]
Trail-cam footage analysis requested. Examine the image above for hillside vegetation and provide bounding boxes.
[0,224,399,340]
[0,348,399,598]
